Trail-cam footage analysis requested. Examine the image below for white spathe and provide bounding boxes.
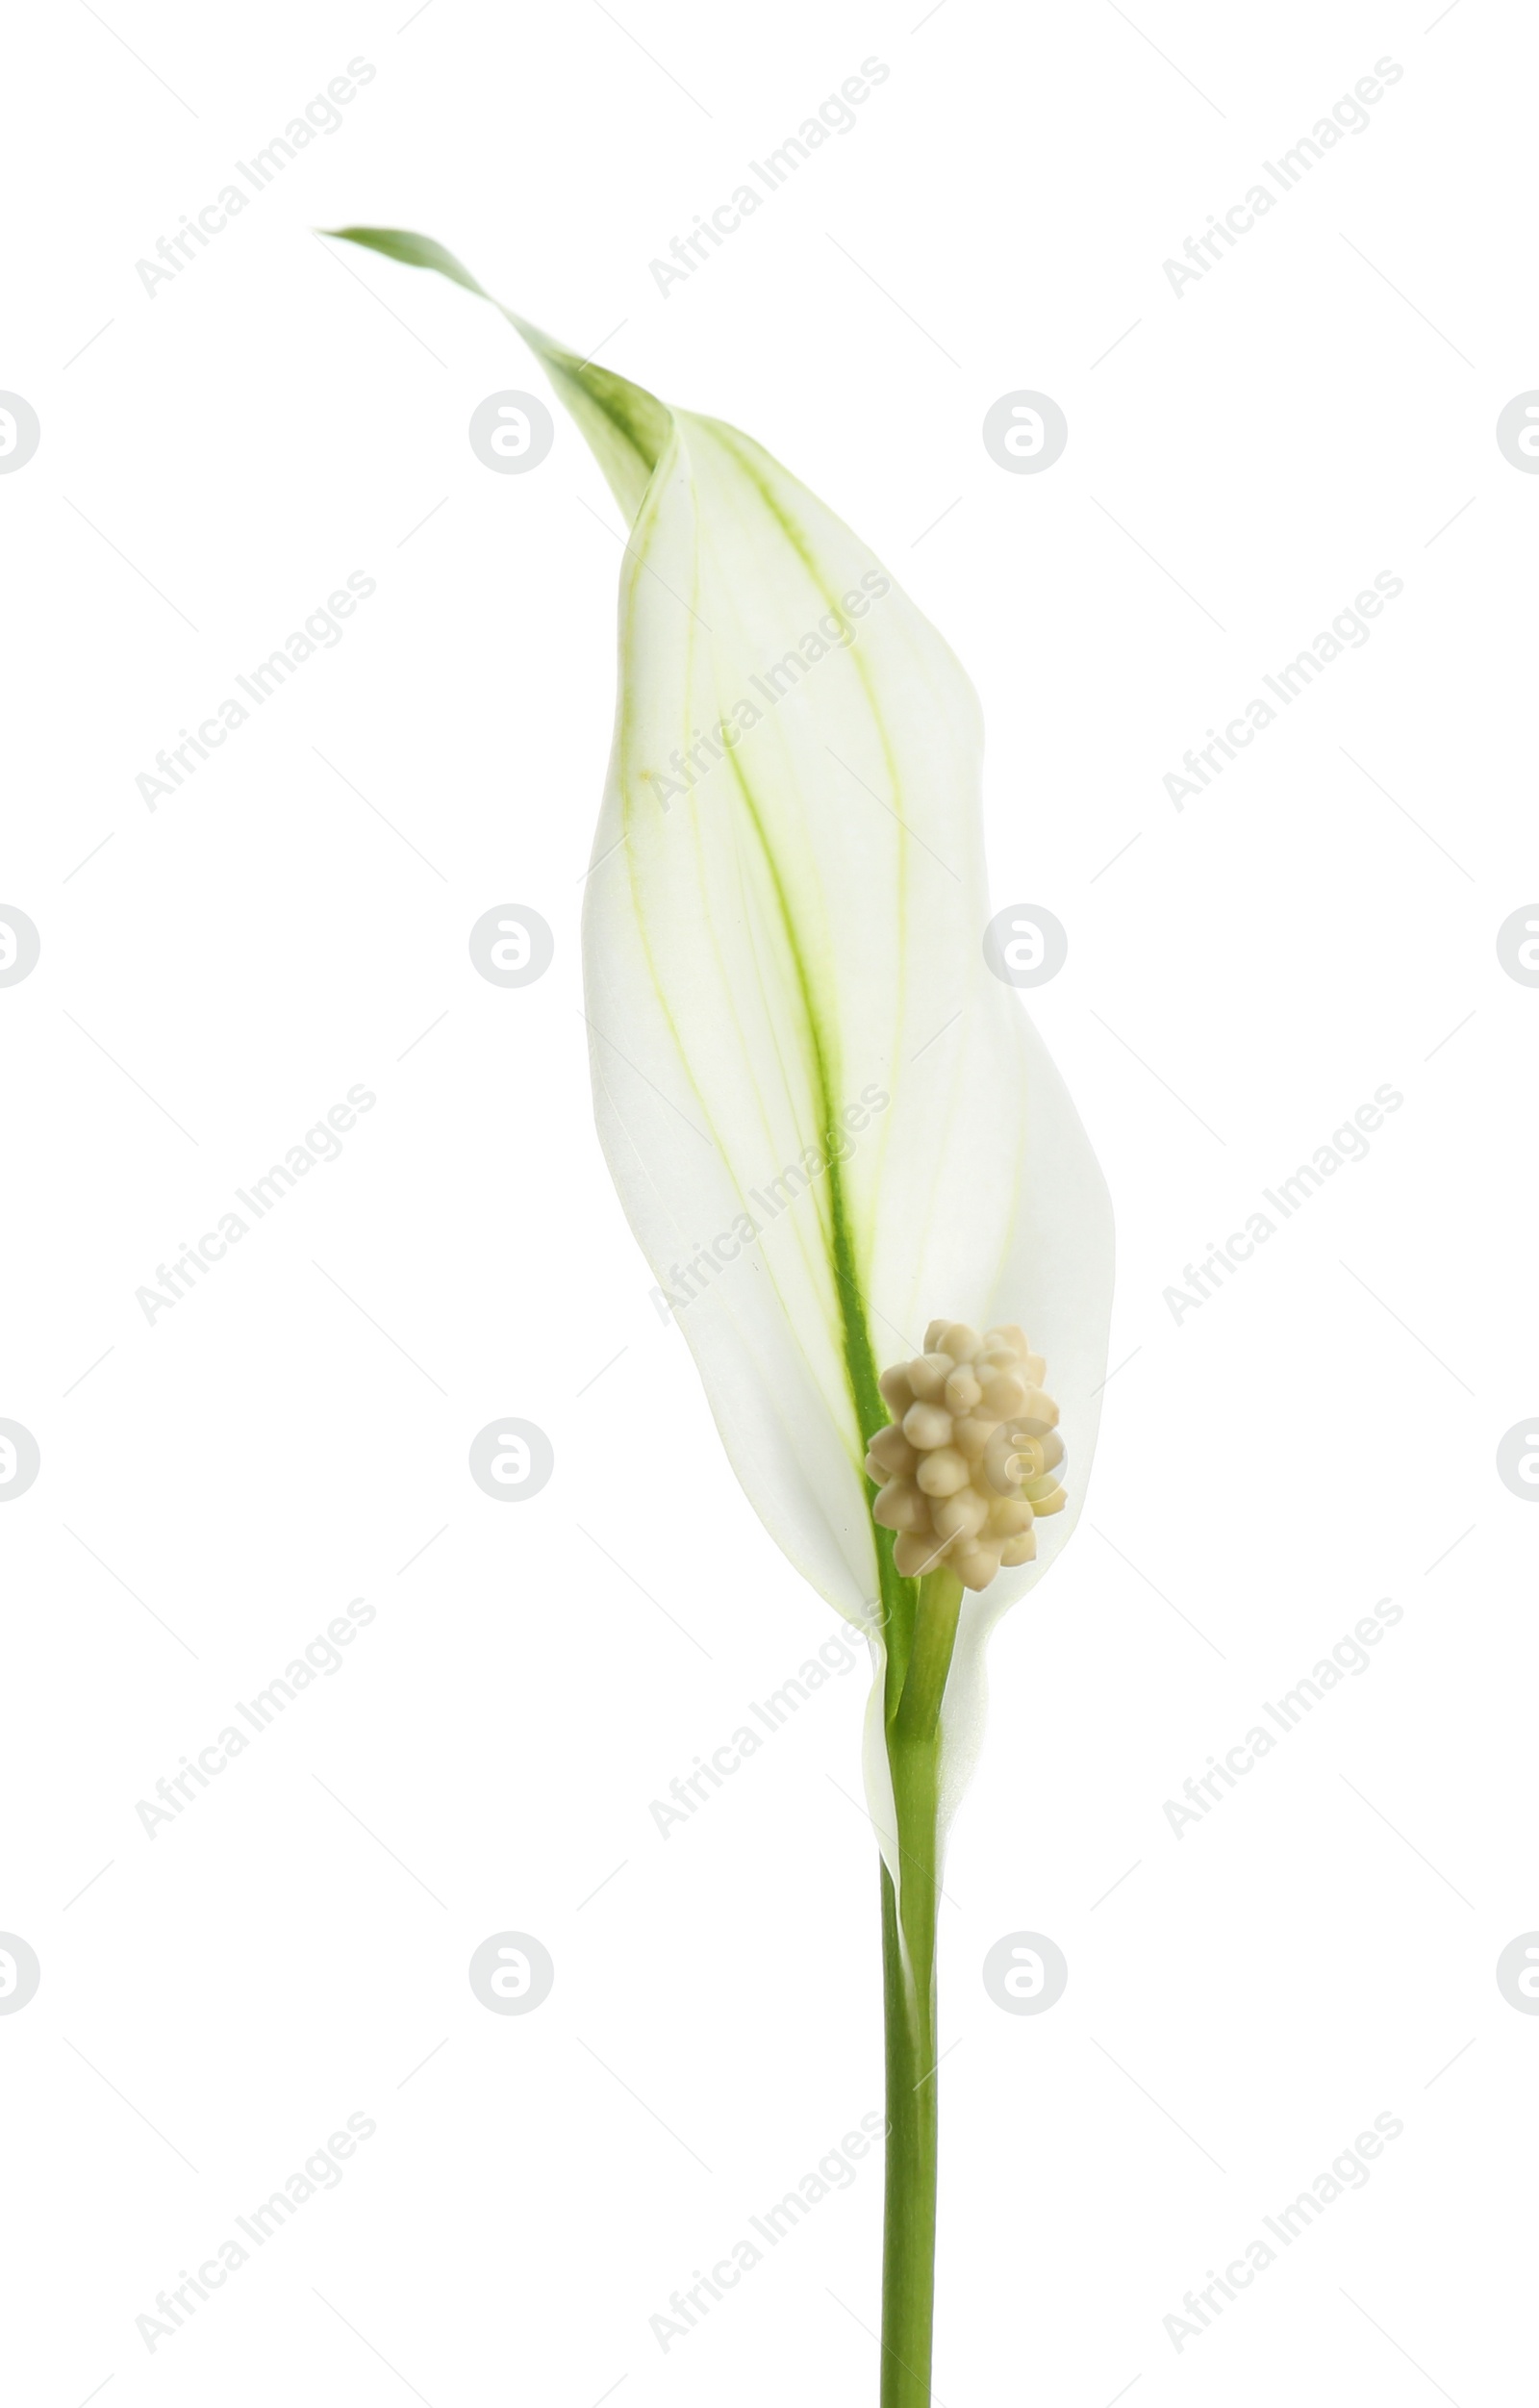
[329,229,1116,1860]
[582,405,1114,1626]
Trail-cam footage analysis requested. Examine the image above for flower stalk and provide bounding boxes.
[879,1564,962,2405]
[868,1319,1064,2396]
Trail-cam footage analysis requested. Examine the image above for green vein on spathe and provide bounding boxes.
[694,430,916,1660]
[612,456,854,1464]
[719,743,910,1661]
[700,419,913,1264]
[709,431,972,1331]
[591,413,870,1593]
[678,717,845,1367]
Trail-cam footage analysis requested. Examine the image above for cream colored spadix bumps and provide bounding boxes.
[870,1323,1065,1590]
[324,222,1114,2408]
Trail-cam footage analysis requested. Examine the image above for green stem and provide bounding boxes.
[879,1568,963,2406]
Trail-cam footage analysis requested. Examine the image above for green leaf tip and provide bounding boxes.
[320,224,670,521]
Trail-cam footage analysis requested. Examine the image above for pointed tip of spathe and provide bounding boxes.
[315,225,581,376]
[320,223,495,303]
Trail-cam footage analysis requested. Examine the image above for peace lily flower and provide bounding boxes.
[328,225,1114,2403]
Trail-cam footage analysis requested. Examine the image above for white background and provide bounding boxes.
[3,1,1535,2401]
